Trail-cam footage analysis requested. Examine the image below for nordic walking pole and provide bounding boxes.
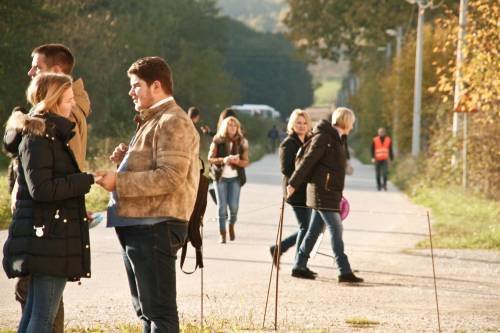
[201,224,204,331]
[427,211,442,333]
[262,197,285,330]
[274,198,285,331]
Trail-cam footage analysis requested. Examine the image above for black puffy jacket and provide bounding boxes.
[3,111,94,281]
[279,132,308,206]
[289,120,347,211]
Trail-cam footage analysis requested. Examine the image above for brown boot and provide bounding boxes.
[219,230,226,244]
[229,224,235,241]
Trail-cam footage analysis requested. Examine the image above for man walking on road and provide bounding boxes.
[96,57,199,333]
[371,127,394,191]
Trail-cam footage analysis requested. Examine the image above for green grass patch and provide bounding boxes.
[345,317,380,327]
[314,78,341,106]
[412,186,500,250]
[86,185,110,213]
[0,171,12,230]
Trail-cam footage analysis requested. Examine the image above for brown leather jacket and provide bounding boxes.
[115,100,200,221]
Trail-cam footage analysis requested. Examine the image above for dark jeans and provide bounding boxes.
[294,209,352,275]
[18,274,67,333]
[269,139,278,153]
[116,221,188,333]
[375,160,389,190]
[277,206,312,257]
[15,276,64,333]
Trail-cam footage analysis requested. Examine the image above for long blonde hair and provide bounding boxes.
[217,116,244,140]
[26,73,72,115]
[287,109,312,135]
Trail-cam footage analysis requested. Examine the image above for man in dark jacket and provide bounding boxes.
[267,125,280,153]
[287,107,363,283]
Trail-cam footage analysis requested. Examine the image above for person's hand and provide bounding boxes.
[110,143,128,165]
[95,170,117,192]
[229,155,240,165]
[286,185,295,198]
[200,125,211,134]
[371,158,375,163]
[86,211,93,223]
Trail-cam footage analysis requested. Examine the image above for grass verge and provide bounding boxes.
[314,78,341,106]
[0,319,332,332]
[345,317,380,328]
[0,172,12,230]
[412,186,500,250]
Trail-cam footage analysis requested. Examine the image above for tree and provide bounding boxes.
[223,18,313,117]
[428,1,500,197]
[284,0,457,68]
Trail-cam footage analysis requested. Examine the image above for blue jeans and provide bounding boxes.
[294,210,352,275]
[18,273,66,333]
[116,221,188,333]
[277,206,312,256]
[214,177,241,231]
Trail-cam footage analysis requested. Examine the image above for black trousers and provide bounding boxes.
[375,160,389,190]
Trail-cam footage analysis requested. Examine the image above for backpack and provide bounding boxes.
[180,159,209,274]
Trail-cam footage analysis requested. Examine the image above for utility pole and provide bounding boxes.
[387,26,403,155]
[407,0,434,157]
[452,0,469,191]
[453,0,468,138]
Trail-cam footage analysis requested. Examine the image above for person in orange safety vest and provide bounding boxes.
[371,128,393,191]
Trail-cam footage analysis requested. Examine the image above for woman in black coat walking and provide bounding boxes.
[269,109,313,264]
[287,107,363,283]
[2,73,95,333]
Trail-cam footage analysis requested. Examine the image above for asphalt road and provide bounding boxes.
[1,153,499,332]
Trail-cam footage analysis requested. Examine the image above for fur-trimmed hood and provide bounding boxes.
[3,110,75,156]
[6,110,46,137]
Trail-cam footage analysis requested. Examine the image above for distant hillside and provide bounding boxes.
[216,0,287,32]
[217,0,350,103]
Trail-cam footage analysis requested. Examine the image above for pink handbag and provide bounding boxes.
[340,196,350,221]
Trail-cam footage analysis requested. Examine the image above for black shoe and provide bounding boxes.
[338,273,364,283]
[292,268,316,280]
[269,246,277,266]
[270,245,287,266]
[305,267,318,276]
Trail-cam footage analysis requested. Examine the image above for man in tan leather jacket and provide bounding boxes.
[96,57,199,333]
